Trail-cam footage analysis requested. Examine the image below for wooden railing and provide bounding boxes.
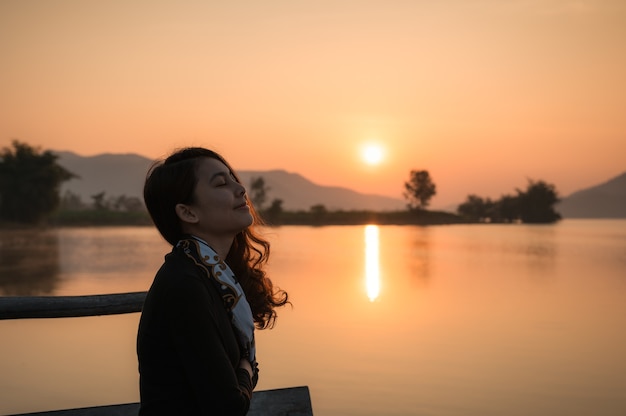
[0,292,147,320]
[0,292,313,416]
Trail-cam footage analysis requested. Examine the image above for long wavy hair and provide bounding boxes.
[143,147,288,329]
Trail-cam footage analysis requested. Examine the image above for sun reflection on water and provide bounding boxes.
[364,224,380,301]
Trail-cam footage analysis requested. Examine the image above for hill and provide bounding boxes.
[56,151,153,204]
[557,172,626,218]
[236,170,405,211]
[55,151,625,217]
[55,151,405,212]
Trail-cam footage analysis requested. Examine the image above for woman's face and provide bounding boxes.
[181,157,253,241]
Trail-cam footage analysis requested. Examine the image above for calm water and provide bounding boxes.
[1,221,625,415]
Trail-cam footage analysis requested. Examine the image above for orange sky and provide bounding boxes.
[1,0,624,208]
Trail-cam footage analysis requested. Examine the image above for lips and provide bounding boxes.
[234,202,249,210]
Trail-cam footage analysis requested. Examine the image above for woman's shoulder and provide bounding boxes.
[149,249,208,293]
[140,251,228,332]
[152,249,227,301]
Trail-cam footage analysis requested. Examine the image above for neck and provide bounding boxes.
[189,234,232,259]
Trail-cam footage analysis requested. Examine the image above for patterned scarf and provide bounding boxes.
[176,236,256,364]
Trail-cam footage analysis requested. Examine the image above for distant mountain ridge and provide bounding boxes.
[55,151,406,212]
[56,151,152,204]
[557,172,626,218]
[55,151,625,217]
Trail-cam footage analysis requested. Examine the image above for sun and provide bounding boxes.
[361,144,385,165]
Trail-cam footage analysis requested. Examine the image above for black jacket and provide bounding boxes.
[137,248,255,415]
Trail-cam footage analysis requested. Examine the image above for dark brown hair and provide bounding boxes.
[144,147,288,329]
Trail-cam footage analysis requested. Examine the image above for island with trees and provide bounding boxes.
[0,140,562,228]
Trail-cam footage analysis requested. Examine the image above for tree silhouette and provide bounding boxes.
[91,191,108,210]
[111,194,144,212]
[309,204,328,225]
[494,194,520,223]
[458,195,494,221]
[516,180,561,223]
[457,179,561,223]
[60,190,85,210]
[263,198,284,223]
[249,176,269,210]
[403,170,436,210]
[0,140,76,224]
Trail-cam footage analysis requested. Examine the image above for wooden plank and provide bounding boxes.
[8,403,139,416]
[249,386,313,416]
[8,386,313,416]
[0,292,147,320]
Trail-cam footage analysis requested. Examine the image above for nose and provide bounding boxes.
[236,182,246,196]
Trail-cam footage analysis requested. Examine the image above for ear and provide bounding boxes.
[175,203,199,224]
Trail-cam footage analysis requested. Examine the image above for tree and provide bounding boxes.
[403,170,436,210]
[493,194,520,223]
[309,204,327,215]
[264,198,284,223]
[458,195,494,221]
[112,195,144,212]
[60,190,86,211]
[249,176,270,210]
[516,180,561,223]
[0,140,76,224]
[456,179,561,224]
[91,191,108,210]
[309,204,328,225]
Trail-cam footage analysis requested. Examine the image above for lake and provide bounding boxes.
[1,220,625,415]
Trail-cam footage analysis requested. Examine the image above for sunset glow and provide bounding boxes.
[1,1,624,208]
[361,144,385,166]
[365,225,381,302]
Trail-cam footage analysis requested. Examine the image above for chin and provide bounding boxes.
[241,213,254,228]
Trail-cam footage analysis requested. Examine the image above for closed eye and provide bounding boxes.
[210,171,239,186]
[209,172,228,186]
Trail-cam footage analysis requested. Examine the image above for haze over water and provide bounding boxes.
[1,221,625,415]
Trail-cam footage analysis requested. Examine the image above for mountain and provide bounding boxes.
[55,151,405,211]
[237,170,404,211]
[557,172,626,218]
[55,151,625,217]
[56,151,154,203]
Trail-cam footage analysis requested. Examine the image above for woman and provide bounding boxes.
[137,147,289,415]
